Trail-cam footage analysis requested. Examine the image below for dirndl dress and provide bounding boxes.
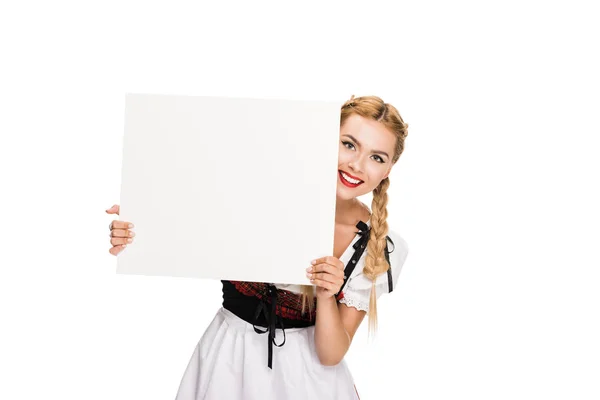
[175,220,409,400]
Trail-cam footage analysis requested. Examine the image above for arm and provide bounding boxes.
[308,255,367,366]
[314,296,366,366]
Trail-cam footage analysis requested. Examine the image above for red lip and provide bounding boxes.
[339,170,363,188]
[339,170,363,182]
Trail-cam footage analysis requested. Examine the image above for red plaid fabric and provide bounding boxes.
[228,280,317,322]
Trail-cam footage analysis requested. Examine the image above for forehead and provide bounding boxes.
[340,114,396,149]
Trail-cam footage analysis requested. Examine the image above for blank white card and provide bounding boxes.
[117,93,342,285]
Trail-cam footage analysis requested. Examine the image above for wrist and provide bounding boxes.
[316,293,337,303]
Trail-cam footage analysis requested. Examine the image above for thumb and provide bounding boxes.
[105,204,120,215]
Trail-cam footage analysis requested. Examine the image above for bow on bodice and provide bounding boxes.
[354,220,371,250]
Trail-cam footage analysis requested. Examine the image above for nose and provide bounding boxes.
[348,156,364,174]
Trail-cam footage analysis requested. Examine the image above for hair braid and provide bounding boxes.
[363,176,391,337]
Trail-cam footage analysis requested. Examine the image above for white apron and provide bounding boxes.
[175,307,360,400]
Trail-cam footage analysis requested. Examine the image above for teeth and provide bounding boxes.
[341,171,362,184]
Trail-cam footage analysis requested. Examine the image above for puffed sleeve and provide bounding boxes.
[338,229,409,313]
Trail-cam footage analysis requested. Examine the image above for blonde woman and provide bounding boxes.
[106,95,410,400]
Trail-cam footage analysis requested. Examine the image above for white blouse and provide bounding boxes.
[274,220,409,313]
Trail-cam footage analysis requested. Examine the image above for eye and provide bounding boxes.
[342,141,355,150]
[373,155,385,163]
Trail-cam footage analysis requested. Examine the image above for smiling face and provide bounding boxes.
[336,114,397,200]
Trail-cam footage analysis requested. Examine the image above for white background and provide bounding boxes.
[1,1,598,399]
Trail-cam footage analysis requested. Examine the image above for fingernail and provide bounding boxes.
[122,245,127,248]
[127,238,133,243]
[311,260,316,265]
[128,223,134,228]
[306,267,312,272]
[306,273,312,278]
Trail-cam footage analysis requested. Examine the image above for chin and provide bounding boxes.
[336,186,365,200]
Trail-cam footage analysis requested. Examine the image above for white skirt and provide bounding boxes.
[175,307,361,400]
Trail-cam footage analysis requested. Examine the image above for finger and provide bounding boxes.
[109,244,127,256]
[309,269,341,285]
[310,278,336,292]
[110,228,136,238]
[311,256,344,270]
[310,272,339,285]
[111,236,133,246]
[111,220,134,230]
[308,268,343,286]
[311,272,344,287]
[311,263,344,280]
[105,204,120,215]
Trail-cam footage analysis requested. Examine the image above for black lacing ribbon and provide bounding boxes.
[335,220,396,298]
[252,283,286,369]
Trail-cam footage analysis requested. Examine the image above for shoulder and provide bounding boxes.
[337,227,409,312]
[340,227,409,300]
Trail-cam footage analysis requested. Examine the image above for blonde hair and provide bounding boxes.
[298,95,409,336]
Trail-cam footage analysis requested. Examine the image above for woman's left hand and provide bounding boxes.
[306,256,345,299]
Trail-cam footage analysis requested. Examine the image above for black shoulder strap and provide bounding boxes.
[335,222,396,297]
[385,235,395,293]
[335,221,369,297]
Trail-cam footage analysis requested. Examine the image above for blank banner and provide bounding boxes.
[117,93,342,285]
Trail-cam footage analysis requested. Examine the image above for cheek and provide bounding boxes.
[363,164,387,181]
[337,150,351,165]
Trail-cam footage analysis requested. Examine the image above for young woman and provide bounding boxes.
[106,95,410,399]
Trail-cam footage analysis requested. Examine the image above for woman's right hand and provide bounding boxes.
[106,204,135,256]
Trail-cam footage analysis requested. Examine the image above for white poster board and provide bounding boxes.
[117,93,342,285]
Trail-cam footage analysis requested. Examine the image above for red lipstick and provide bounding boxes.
[338,170,363,188]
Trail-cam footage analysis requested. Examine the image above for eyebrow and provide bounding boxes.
[342,135,390,158]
